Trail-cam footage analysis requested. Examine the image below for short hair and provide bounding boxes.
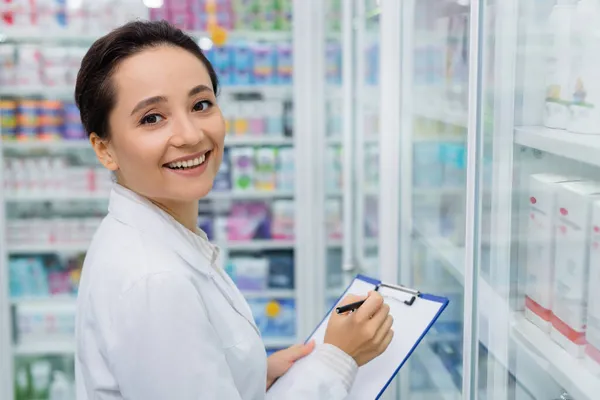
[74,20,219,139]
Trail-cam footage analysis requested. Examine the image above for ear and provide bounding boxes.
[90,133,118,171]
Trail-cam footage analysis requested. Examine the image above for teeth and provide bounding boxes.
[167,153,208,169]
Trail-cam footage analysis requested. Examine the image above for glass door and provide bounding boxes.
[358,0,381,279]
[475,0,600,399]
[397,0,471,398]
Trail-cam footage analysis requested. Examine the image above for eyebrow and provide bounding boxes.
[129,85,214,116]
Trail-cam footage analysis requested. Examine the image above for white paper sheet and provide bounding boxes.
[267,277,447,399]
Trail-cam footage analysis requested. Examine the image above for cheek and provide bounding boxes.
[115,132,166,170]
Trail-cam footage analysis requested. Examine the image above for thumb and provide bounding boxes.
[287,340,315,361]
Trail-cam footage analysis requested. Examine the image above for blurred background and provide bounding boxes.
[1,0,600,399]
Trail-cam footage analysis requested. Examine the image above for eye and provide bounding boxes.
[193,100,213,112]
[140,114,164,125]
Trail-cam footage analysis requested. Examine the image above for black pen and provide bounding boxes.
[335,300,366,314]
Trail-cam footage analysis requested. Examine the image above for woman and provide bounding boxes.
[74,20,393,400]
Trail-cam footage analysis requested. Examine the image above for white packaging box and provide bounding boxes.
[551,181,600,357]
[524,174,578,332]
[585,200,600,373]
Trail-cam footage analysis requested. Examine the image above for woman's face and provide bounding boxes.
[96,45,225,205]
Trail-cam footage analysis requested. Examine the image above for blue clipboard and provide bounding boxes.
[268,274,449,399]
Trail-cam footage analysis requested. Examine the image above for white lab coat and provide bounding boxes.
[75,184,357,400]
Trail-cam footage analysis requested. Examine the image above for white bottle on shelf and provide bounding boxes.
[49,371,73,400]
[567,0,600,134]
[543,0,578,130]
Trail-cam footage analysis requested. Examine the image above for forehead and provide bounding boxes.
[112,45,213,102]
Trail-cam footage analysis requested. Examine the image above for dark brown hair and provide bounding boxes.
[74,20,219,139]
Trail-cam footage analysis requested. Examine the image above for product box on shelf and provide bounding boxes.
[525,174,579,332]
[585,200,600,373]
[14,357,75,400]
[551,181,600,357]
[543,0,578,130]
[248,298,295,338]
[271,199,294,240]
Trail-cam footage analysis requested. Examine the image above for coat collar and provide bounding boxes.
[108,184,259,334]
[108,183,214,276]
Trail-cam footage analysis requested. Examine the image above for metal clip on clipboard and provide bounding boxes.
[335,282,421,314]
[377,282,420,306]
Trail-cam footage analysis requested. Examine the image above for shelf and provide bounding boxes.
[2,140,91,151]
[0,29,292,45]
[0,85,293,100]
[10,289,295,305]
[224,136,293,146]
[514,126,600,167]
[1,136,294,151]
[511,314,600,400]
[241,289,295,299]
[14,340,75,356]
[13,336,295,354]
[5,190,294,203]
[263,337,297,349]
[415,343,461,400]
[217,240,295,251]
[10,296,77,306]
[7,243,90,254]
[412,225,465,284]
[5,192,109,202]
[8,240,296,254]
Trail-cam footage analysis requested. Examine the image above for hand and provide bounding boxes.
[266,341,315,390]
[323,291,394,366]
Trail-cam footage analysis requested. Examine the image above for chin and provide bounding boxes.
[177,178,214,201]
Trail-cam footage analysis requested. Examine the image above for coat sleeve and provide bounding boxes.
[266,343,359,399]
[107,272,243,400]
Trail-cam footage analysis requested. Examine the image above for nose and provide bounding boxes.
[170,113,205,147]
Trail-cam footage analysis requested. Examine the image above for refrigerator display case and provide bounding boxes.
[329,0,600,398]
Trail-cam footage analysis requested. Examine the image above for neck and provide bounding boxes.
[117,181,199,232]
[150,198,199,233]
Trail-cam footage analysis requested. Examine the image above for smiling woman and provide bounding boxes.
[73,20,393,400]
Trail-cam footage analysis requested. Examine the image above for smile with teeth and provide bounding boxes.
[166,152,208,170]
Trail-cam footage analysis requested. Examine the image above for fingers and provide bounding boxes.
[287,341,315,360]
[372,314,393,345]
[354,291,384,322]
[379,329,394,352]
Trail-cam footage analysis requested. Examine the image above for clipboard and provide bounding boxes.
[267,274,449,399]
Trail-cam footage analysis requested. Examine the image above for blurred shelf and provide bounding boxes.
[0,29,293,44]
[515,126,600,167]
[0,85,293,100]
[5,192,109,202]
[327,238,378,249]
[1,136,294,151]
[225,136,293,146]
[8,240,296,254]
[207,190,294,200]
[2,140,91,151]
[241,289,295,299]
[414,106,468,128]
[218,240,295,251]
[263,337,296,349]
[511,314,600,400]
[326,136,379,145]
[415,344,461,400]
[10,296,76,306]
[7,243,90,254]
[10,289,295,305]
[5,190,294,203]
[14,340,75,356]
[412,225,464,284]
